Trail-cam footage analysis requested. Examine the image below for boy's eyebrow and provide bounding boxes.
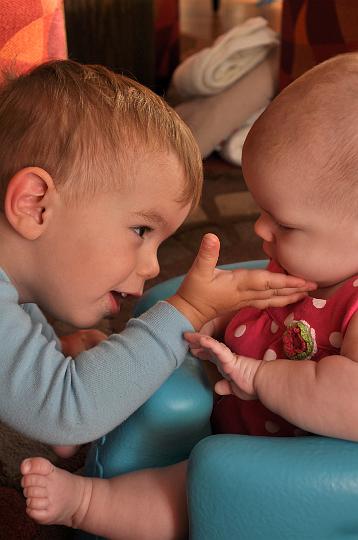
[133,211,168,227]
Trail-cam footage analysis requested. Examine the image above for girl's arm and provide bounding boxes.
[186,312,358,440]
[255,310,358,440]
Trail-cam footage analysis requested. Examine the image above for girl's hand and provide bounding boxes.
[197,312,235,340]
[169,233,316,330]
[60,329,107,357]
[185,331,262,400]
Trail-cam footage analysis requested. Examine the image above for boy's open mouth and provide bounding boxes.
[108,291,127,315]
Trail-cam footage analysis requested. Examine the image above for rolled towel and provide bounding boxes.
[174,49,278,159]
[172,17,278,98]
[219,106,267,166]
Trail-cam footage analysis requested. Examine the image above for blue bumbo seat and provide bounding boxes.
[80,261,358,540]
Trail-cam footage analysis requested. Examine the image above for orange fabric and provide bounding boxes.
[154,0,179,91]
[280,0,358,89]
[0,0,67,79]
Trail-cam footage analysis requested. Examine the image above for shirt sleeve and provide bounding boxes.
[22,303,62,351]
[0,278,193,445]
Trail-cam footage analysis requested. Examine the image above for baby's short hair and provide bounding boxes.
[0,60,202,208]
[245,52,358,218]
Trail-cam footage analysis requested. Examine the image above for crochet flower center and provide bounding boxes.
[282,320,316,360]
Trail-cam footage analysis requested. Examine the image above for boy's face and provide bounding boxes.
[32,152,191,327]
[242,132,358,293]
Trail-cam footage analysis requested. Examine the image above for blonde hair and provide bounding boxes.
[0,60,203,208]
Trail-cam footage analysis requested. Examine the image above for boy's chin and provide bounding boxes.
[63,313,101,330]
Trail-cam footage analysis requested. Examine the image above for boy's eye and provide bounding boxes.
[133,226,151,238]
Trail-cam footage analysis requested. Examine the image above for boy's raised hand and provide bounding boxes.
[168,233,316,330]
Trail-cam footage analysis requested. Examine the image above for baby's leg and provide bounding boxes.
[21,457,188,540]
[51,445,80,458]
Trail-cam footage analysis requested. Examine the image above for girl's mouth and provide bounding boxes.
[262,241,273,259]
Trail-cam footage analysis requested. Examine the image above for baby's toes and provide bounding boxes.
[23,486,47,499]
[21,473,48,489]
[26,495,49,511]
[21,457,54,476]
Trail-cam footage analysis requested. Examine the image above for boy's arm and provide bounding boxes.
[60,329,107,357]
[23,303,62,351]
[0,297,193,445]
[26,304,107,356]
[0,234,313,445]
[253,311,358,440]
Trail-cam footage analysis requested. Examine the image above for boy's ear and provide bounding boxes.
[4,167,57,240]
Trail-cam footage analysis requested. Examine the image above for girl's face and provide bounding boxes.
[242,141,358,297]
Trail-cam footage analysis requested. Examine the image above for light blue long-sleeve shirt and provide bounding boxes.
[0,269,193,445]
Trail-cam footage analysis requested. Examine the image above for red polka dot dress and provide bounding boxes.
[211,260,358,437]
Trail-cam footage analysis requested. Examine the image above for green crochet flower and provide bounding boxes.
[282,320,317,360]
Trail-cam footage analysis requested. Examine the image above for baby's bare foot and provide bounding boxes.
[21,457,92,528]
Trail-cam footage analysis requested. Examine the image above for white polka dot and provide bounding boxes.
[234,324,246,338]
[263,349,277,361]
[270,321,279,334]
[353,279,358,287]
[329,331,342,348]
[312,298,326,309]
[265,421,280,433]
[284,313,295,326]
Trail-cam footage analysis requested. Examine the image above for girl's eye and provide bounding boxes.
[278,223,294,231]
[133,226,151,238]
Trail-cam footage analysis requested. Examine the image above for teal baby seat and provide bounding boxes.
[79,260,358,539]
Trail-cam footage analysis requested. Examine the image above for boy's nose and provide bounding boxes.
[138,252,160,281]
[254,213,275,242]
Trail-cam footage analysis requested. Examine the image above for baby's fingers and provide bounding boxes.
[248,291,310,310]
[215,378,256,400]
[215,379,232,395]
[185,333,229,358]
[189,347,214,362]
[238,269,316,292]
[184,331,205,347]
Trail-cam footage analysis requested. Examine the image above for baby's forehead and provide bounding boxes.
[246,88,341,171]
[244,55,358,214]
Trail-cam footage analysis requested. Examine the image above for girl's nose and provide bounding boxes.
[254,213,275,242]
[138,251,160,281]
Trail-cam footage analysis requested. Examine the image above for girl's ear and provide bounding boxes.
[4,167,58,240]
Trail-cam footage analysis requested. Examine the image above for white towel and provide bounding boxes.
[172,17,278,98]
[219,106,267,166]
